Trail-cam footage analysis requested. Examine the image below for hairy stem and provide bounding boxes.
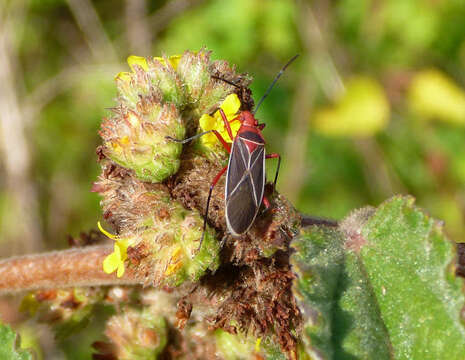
[301,214,338,227]
[0,245,141,295]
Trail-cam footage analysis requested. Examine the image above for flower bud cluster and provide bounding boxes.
[94,50,249,286]
[99,50,241,183]
[94,162,220,284]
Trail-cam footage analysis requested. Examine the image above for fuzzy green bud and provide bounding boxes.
[177,51,211,107]
[101,307,167,360]
[99,103,185,183]
[120,190,220,287]
[177,50,239,119]
[100,50,248,183]
[147,57,185,106]
[116,55,185,110]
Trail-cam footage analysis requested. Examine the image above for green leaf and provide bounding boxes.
[292,196,465,359]
[0,323,33,360]
[354,196,465,358]
[292,221,392,359]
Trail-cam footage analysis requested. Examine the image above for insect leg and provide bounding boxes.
[166,130,231,152]
[217,108,236,141]
[265,153,281,190]
[259,195,271,216]
[199,165,228,250]
[263,196,271,209]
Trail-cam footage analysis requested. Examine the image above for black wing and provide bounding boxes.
[225,136,265,236]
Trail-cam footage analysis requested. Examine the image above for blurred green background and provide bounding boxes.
[1,0,465,357]
[1,0,465,255]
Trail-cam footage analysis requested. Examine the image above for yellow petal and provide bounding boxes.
[230,120,241,138]
[217,117,240,143]
[115,71,131,81]
[255,337,262,353]
[127,55,148,72]
[200,132,218,147]
[103,252,119,274]
[115,241,128,261]
[220,94,241,116]
[154,56,167,67]
[168,55,181,70]
[199,113,216,131]
[199,93,242,149]
[103,241,128,278]
[98,221,117,240]
[115,241,123,256]
[116,263,125,278]
[153,55,181,70]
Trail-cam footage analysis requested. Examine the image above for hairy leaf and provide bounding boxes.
[292,196,465,359]
[353,196,465,358]
[292,224,392,359]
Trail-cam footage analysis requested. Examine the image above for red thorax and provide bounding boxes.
[239,111,257,127]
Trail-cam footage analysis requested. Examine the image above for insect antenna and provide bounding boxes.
[211,75,241,88]
[253,54,299,114]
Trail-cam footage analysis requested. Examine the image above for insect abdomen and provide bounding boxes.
[225,136,265,236]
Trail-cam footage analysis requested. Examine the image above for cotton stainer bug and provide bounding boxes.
[168,55,299,247]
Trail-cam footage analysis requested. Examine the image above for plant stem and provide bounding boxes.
[301,214,338,227]
[0,245,142,295]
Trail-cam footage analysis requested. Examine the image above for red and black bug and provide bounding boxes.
[169,55,299,246]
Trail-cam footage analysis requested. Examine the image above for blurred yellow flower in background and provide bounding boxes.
[408,69,465,125]
[199,93,241,148]
[312,76,390,137]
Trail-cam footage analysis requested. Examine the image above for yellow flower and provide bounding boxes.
[199,93,241,149]
[115,54,181,81]
[312,76,390,137]
[98,222,131,278]
[154,55,181,70]
[128,55,149,72]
